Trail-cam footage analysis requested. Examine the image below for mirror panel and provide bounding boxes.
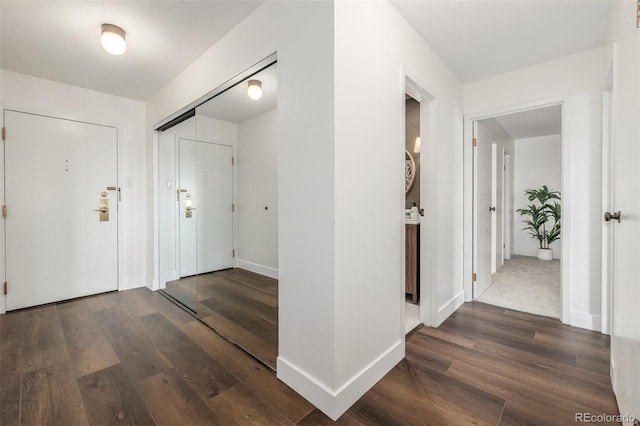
[194,62,278,369]
[159,120,199,312]
[158,60,278,369]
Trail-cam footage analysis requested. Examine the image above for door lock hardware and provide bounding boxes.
[604,211,621,223]
[94,199,109,221]
[489,206,496,212]
[185,200,196,218]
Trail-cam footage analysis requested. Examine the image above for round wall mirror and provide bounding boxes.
[405,150,416,193]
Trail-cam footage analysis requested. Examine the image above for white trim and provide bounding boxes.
[569,310,602,332]
[463,95,571,325]
[277,340,403,421]
[120,276,148,291]
[436,290,465,326]
[236,259,278,279]
[152,130,160,291]
[405,75,437,328]
[145,275,155,290]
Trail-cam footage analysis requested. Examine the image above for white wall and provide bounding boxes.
[334,0,463,414]
[513,135,562,259]
[147,0,464,419]
[0,70,147,312]
[145,1,339,417]
[237,109,278,278]
[464,47,605,330]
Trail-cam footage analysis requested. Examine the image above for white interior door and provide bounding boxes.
[178,138,197,277]
[504,153,512,260]
[609,28,640,420]
[4,110,118,310]
[473,121,493,298]
[493,145,504,272]
[196,141,234,273]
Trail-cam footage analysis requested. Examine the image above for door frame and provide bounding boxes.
[463,96,570,324]
[404,76,436,329]
[1,109,122,313]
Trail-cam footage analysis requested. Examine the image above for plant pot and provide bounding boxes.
[537,248,553,260]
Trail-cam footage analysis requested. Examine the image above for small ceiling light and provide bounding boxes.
[414,136,421,154]
[101,23,126,56]
[247,80,262,100]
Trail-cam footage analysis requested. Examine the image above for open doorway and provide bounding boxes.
[404,94,421,333]
[473,105,562,319]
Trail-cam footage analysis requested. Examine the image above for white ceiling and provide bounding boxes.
[481,104,562,140]
[197,63,277,123]
[0,1,616,102]
[390,0,614,83]
[0,1,263,101]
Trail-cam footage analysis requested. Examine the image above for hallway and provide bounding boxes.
[0,288,617,424]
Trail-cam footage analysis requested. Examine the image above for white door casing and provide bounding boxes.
[473,121,493,298]
[4,110,118,310]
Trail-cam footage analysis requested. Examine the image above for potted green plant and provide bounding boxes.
[516,185,561,260]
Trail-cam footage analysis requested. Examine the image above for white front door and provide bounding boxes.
[4,110,118,310]
[473,121,493,298]
[178,138,234,277]
[196,141,234,273]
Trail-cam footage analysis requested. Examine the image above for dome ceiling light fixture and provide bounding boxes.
[101,23,127,55]
[247,79,262,100]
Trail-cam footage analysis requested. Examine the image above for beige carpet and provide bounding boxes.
[478,255,560,319]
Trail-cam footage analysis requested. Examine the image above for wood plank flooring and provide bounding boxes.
[0,289,618,425]
[163,268,278,369]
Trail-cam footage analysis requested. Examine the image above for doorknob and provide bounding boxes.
[489,206,496,212]
[604,211,621,223]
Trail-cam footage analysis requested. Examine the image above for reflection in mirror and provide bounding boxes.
[159,119,199,312]
[194,62,278,369]
[158,60,278,370]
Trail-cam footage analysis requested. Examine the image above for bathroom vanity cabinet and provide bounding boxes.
[405,224,419,304]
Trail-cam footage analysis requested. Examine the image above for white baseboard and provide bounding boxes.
[237,259,278,279]
[436,290,465,327]
[570,310,601,332]
[277,340,403,420]
[120,276,147,291]
[145,275,156,291]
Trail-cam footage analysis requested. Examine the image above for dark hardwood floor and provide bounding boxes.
[1,289,618,425]
[163,268,278,369]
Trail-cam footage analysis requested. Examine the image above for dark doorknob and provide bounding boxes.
[489,206,496,212]
[604,211,621,223]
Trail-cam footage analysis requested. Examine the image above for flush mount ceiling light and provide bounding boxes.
[101,23,126,55]
[414,136,421,154]
[247,79,262,100]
